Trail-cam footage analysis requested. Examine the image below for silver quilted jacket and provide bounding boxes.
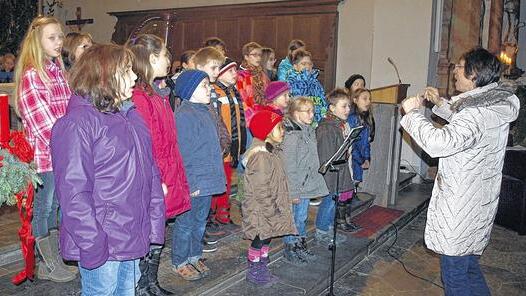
[400,82,520,256]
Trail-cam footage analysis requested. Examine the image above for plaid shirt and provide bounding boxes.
[17,60,71,173]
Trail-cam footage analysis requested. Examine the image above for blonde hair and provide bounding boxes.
[192,46,225,67]
[287,96,314,120]
[14,16,65,115]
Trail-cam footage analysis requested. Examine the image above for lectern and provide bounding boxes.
[361,84,409,206]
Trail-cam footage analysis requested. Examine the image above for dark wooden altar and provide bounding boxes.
[108,0,339,89]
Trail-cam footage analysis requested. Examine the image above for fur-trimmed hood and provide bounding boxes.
[451,80,517,118]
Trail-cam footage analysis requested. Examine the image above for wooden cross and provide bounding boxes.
[65,7,93,31]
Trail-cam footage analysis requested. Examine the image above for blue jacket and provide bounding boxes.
[277,58,292,81]
[347,112,371,182]
[287,69,328,126]
[175,100,226,197]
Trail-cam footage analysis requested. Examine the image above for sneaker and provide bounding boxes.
[204,233,218,245]
[283,243,308,266]
[172,264,201,281]
[206,221,227,237]
[190,259,211,277]
[297,238,317,262]
[202,242,218,253]
[309,198,322,206]
[315,230,347,245]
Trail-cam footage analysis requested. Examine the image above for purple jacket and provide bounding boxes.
[51,95,166,270]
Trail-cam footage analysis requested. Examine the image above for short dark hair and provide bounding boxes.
[291,49,312,65]
[461,47,502,87]
[326,88,350,106]
[203,37,226,50]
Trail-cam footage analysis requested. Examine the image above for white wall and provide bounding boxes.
[58,0,434,171]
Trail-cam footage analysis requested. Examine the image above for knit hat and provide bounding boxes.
[344,74,366,90]
[218,57,237,77]
[175,69,209,100]
[264,81,290,103]
[249,110,283,141]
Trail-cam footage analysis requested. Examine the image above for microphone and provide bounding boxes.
[387,57,402,84]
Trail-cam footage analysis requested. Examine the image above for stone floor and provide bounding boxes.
[0,184,525,295]
[329,212,526,296]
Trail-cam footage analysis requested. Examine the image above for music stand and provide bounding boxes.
[318,125,363,296]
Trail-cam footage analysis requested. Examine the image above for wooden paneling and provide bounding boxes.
[109,0,339,89]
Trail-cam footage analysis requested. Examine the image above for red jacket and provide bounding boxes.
[132,85,191,218]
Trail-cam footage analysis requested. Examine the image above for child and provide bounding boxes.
[286,49,327,127]
[261,47,277,81]
[168,49,196,110]
[315,89,357,244]
[254,81,290,116]
[348,88,373,183]
[172,70,226,281]
[281,98,329,266]
[242,110,296,286]
[203,37,227,56]
[212,58,247,225]
[277,39,305,81]
[51,44,166,295]
[236,42,270,124]
[344,74,366,96]
[0,53,15,83]
[14,16,76,282]
[193,46,231,248]
[127,34,191,295]
[61,32,93,71]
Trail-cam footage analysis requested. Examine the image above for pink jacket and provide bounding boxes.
[132,84,191,218]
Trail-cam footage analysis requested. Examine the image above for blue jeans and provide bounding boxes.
[79,259,140,296]
[172,195,212,267]
[315,194,336,232]
[283,198,310,245]
[440,255,490,296]
[32,172,59,238]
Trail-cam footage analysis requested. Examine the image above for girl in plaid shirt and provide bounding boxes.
[14,16,75,282]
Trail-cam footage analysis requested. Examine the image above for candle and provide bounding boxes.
[0,94,10,144]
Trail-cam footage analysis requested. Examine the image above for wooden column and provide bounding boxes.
[488,0,504,54]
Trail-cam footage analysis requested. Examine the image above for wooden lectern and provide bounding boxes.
[361,84,410,207]
[370,84,410,104]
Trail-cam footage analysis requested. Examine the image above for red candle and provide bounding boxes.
[0,94,10,144]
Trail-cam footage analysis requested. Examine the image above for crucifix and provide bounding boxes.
[65,7,93,31]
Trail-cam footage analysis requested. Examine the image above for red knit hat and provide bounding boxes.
[249,110,283,140]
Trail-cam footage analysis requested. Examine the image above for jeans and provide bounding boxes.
[283,198,310,245]
[32,172,59,238]
[79,259,140,296]
[440,255,490,296]
[315,194,336,232]
[172,195,212,267]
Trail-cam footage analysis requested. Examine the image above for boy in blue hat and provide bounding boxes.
[171,70,226,281]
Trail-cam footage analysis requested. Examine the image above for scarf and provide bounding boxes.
[241,62,266,105]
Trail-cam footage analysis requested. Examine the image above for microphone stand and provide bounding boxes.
[319,126,363,296]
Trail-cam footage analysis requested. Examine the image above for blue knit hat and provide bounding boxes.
[175,70,209,100]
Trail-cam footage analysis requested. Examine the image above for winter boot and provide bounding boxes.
[337,202,359,232]
[246,261,272,287]
[298,238,317,262]
[35,235,76,282]
[345,202,363,233]
[136,257,152,296]
[49,229,78,274]
[259,258,279,284]
[147,248,173,295]
[283,243,308,266]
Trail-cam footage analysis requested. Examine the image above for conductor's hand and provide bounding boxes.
[423,87,443,107]
[401,96,423,114]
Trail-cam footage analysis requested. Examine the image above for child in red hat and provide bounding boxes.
[241,110,297,287]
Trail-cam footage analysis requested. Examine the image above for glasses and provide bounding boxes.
[454,64,465,69]
[249,53,262,57]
